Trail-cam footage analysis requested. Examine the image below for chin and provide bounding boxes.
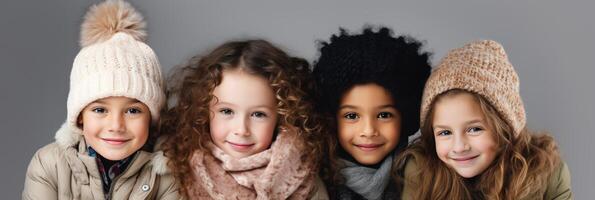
[101,152,133,161]
[354,156,383,165]
[455,170,480,179]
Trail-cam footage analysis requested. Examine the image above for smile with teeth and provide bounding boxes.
[354,143,383,151]
[227,141,254,151]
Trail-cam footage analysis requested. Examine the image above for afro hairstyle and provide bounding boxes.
[312,26,432,146]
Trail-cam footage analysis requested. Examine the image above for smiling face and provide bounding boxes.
[336,83,401,165]
[432,92,499,178]
[79,96,151,161]
[209,69,278,158]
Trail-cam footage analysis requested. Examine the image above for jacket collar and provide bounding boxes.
[55,122,171,175]
[73,137,152,179]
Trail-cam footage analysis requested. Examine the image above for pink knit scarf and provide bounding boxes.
[188,132,315,200]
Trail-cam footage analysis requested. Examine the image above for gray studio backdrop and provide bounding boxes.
[1,0,593,199]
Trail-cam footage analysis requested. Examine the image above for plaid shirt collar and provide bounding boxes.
[87,146,136,197]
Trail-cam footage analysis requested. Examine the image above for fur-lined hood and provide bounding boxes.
[24,122,180,199]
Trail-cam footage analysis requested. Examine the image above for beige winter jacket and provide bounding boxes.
[22,124,181,200]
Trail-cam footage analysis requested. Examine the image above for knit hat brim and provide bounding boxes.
[420,40,526,135]
[66,69,165,132]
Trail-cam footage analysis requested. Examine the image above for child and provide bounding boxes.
[22,0,179,199]
[398,40,572,199]
[161,40,328,199]
[312,27,431,199]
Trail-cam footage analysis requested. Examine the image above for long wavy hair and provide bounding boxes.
[395,89,561,199]
[160,40,324,197]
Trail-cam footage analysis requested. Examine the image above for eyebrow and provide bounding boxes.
[377,105,396,109]
[94,98,141,104]
[338,104,395,110]
[465,119,484,125]
[433,119,484,130]
[215,101,275,110]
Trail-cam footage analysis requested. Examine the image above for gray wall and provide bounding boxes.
[2,0,593,199]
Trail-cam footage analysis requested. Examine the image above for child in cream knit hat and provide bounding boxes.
[397,40,572,200]
[23,1,179,199]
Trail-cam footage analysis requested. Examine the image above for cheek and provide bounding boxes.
[209,117,228,141]
[434,138,451,160]
[253,120,276,145]
[379,122,401,144]
[337,122,356,145]
[475,134,498,160]
[80,114,102,135]
[128,119,150,140]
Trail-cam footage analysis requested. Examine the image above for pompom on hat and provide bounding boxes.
[420,40,526,136]
[55,0,165,147]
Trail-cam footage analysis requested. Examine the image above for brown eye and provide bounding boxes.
[126,108,142,114]
[377,112,393,119]
[219,108,233,115]
[343,112,359,120]
[437,130,452,136]
[251,111,268,118]
[91,107,106,113]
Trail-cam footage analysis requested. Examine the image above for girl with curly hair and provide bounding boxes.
[312,27,431,199]
[161,39,328,199]
[397,40,572,199]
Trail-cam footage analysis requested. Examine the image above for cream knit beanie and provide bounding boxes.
[420,40,526,136]
[55,0,165,147]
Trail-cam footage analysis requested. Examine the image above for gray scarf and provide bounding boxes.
[339,154,393,200]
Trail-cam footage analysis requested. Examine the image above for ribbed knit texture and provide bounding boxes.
[62,0,165,134]
[420,40,526,135]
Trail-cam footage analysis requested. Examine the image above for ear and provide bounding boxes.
[77,114,83,129]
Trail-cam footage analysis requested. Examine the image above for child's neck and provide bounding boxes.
[338,148,383,169]
[98,155,119,169]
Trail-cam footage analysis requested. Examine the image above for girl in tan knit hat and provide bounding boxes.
[396,40,572,199]
[160,40,328,199]
[22,1,180,199]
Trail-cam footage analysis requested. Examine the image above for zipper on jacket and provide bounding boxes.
[105,152,140,200]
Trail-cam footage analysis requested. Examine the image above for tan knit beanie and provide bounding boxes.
[420,40,526,136]
[55,0,165,146]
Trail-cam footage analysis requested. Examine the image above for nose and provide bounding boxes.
[108,113,126,133]
[233,116,250,136]
[359,116,378,137]
[452,133,470,153]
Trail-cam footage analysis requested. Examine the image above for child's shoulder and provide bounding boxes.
[29,142,70,167]
[400,155,422,184]
[543,161,573,199]
[35,142,67,158]
[25,142,71,187]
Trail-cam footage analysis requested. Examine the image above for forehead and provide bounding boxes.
[92,96,141,104]
[432,93,485,124]
[340,83,394,107]
[212,70,276,106]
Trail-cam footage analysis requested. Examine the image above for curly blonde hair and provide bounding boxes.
[395,89,561,199]
[160,40,324,197]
